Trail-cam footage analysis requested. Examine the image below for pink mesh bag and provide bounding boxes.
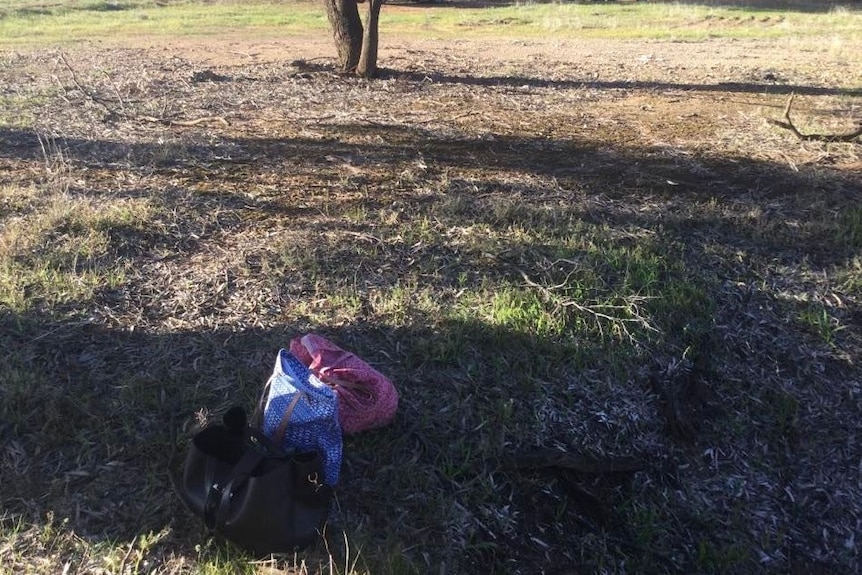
[289,334,398,435]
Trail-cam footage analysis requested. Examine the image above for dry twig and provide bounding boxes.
[57,51,116,114]
[137,115,230,127]
[516,267,657,341]
[768,94,862,143]
[57,51,230,127]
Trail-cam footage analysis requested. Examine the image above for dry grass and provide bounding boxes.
[1,15,861,575]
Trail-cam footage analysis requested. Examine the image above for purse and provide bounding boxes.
[261,349,342,485]
[177,406,333,555]
[289,333,398,435]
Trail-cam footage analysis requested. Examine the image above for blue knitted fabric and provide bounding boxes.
[263,349,342,485]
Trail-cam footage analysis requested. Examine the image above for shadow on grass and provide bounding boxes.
[1,113,860,572]
[3,288,858,572]
[285,60,862,97]
[0,303,642,569]
[1,123,860,271]
[383,70,862,98]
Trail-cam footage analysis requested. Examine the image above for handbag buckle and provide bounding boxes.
[307,472,323,492]
[203,482,223,530]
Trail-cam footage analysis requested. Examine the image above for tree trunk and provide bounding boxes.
[357,0,384,78]
[323,0,363,74]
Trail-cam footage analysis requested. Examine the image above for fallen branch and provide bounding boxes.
[57,51,230,128]
[58,51,117,114]
[138,115,230,127]
[516,267,658,342]
[768,94,862,143]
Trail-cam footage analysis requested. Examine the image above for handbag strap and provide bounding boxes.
[203,389,305,531]
[204,447,265,531]
[273,391,304,445]
[254,374,306,446]
[252,374,275,427]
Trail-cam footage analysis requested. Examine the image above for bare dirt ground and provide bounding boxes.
[2,20,861,575]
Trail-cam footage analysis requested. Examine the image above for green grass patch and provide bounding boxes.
[2,0,862,46]
[379,2,862,41]
[836,255,862,293]
[0,0,328,45]
[0,175,155,314]
[488,286,564,337]
[0,94,53,127]
[836,206,862,250]
[797,301,843,346]
[0,191,128,313]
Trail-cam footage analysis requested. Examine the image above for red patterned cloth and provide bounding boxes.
[289,334,398,435]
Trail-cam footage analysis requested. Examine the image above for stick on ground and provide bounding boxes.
[768,94,862,143]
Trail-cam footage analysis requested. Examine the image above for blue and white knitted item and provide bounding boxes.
[263,349,342,485]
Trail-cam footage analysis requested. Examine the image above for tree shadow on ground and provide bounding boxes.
[0,303,647,569]
[2,123,859,272]
[1,111,861,572]
[386,71,862,98]
[288,60,862,97]
[3,276,859,572]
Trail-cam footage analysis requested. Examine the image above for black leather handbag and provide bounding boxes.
[176,407,333,555]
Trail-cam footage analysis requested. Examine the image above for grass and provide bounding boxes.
[2,0,862,45]
[1,0,861,574]
[0,0,328,45]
